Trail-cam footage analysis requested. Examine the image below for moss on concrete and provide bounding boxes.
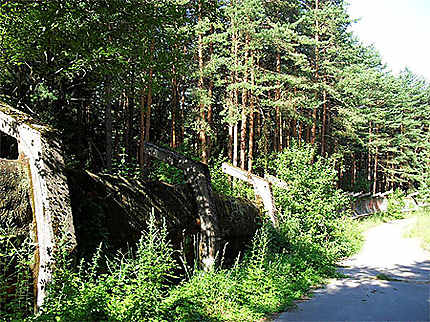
[0,102,57,137]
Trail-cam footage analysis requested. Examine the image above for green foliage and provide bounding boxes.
[37,214,178,321]
[386,189,406,219]
[404,209,430,251]
[263,143,355,258]
[209,155,255,200]
[209,155,234,196]
[416,148,430,202]
[106,148,143,180]
[161,144,362,321]
[149,143,199,185]
[1,0,430,319]
[20,144,368,321]
[0,226,34,320]
[152,160,186,185]
[164,224,327,321]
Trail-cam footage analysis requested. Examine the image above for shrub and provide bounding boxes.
[32,144,365,321]
[164,224,329,321]
[0,226,34,320]
[262,143,355,259]
[386,189,406,219]
[37,214,177,321]
[209,155,254,200]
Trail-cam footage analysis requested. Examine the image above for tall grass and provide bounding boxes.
[0,226,34,320]
[404,208,430,251]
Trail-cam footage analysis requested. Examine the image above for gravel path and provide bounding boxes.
[276,217,430,321]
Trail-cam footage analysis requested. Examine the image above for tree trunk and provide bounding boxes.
[240,116,247,170]
[171,63,178,149]
[291,88,297,141]
[352,153,357,188]
[144,63,153,146]
[373,127,378,194]
[233,20,239,168]
[198,0,208,164]
[123,91,132,161]
[240,33,250,170]
[207,25,214,159]
[311,0,319,146]
[139,90,146,167]
[248,51,255,172]
[321,87,327,155]
[228,70,234,163]
[275,52,281,152]
[104,76,113,170]
[298,120,303,146]
[228,124,233,163]
[139,40,155,167]
[233,124,238,167]
[368,122,372,189]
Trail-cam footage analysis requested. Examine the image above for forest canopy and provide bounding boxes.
[1,0,429,194]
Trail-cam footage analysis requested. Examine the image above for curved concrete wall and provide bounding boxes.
[0,102,76,309]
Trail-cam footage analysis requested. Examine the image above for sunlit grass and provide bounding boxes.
[404,208,430,251]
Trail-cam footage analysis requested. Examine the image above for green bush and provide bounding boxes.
[150,143,199,185]
[386,189,406,219]
[209,155,256,200]
[37,214,177,321]
[262,143,357,259]
[164,224,325,322]
[0,226,34,320]
[161,143,362,321]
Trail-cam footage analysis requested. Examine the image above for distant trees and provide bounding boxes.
[1,0,429,193]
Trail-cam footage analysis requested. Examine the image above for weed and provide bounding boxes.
[0,225,34,320]
[8,144,384,321]
[404,209,430,251]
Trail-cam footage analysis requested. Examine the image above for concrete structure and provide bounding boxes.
[222,162,280,227]
[145,142,220,271]
[0,102,76,309]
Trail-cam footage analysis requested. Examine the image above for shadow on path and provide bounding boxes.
[276,218,430,321]
[339,259,430,282]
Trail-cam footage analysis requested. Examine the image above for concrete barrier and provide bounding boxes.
[0,102,76,309]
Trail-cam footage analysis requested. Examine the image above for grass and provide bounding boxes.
[404,208,430,251]
[4,208,415,321]
[354,212,405,232]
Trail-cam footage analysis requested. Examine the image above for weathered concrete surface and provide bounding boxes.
[0,102,75,309]
[145,143,221,271]
[276,218,430,321]
[67,169,261,268]
[222,162,279,227]
[351,192,389,216]
[0,158,32,233]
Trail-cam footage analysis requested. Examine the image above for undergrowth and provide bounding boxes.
[404,208,430,251]
[0,226,34,320]
[3,144,375,321]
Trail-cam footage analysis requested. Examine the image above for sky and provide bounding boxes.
[346,0,430,81]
